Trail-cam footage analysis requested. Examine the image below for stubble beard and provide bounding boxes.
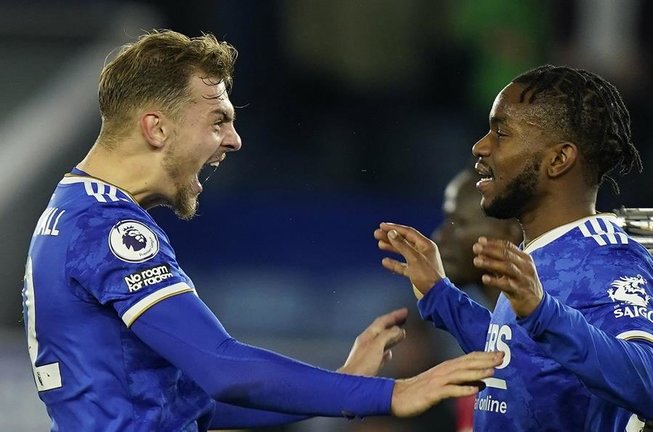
[482,156,540,220]
[172,183,199,221]
[162,146,200,221]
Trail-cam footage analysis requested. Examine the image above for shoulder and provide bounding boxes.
[562,214,651,269]
[575,240,653,306]
[580,236,652,271]
[58,174,137,207]
[538,218,653,295]
[58,179,170,264]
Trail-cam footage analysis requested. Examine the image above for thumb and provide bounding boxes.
[381,326,407,351]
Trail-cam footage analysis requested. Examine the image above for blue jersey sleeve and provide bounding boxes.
[417,278,492,353]
[131,292,395,421]
[65,203,193,325]
[208,402,307,429]
[519,246,653,418]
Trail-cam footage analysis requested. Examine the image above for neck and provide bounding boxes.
[76,138,168,209]
[519,188,597,246]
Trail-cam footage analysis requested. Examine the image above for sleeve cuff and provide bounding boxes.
[340,376,395,419]
[516,291,554,338]
[417,277,457,318]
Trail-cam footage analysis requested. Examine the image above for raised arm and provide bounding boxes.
[518,292,653,418]
[375,222,492,352]
[473,237,653,417]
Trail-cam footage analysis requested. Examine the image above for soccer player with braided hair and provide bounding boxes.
[376,65,653,430]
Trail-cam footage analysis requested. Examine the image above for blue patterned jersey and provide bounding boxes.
[419,214,653,431]
[22,172,214,431]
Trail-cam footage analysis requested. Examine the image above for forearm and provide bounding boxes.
[209,400,308,429]
[519,292,653,417]
[418,278,492,353]
[131,292,394,418]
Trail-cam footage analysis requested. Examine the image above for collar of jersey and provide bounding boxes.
[62,169,138,204]
[523,213,618,254]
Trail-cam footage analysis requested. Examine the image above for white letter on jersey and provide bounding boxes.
[485,324,512,368]
[34,207,65,237]
[625,414,645,432]
[483,324,512,390]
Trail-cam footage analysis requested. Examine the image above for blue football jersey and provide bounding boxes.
[22,172,214,431]
[419,214,653,431]
[477,215,653,430]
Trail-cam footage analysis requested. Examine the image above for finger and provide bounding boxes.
[441,367,496,385]
[381,257,408,276]
[386,230,421,262]
[381,223,432,249]
[464,380,487,392]
[378,240,400,254]
[369,308,408,330]
[380,326,407,350]
[473,237,526,262]
[440,351,504,371]
[473,255,521,279]
[374,228,389,241]
[457,350,504,362]
[481,273,516,294]
[437,384,482,399]
[382,349,393,363]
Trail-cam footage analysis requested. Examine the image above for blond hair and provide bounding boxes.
[98,30,237,142]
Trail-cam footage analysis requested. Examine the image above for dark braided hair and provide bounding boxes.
[512,65,642,193]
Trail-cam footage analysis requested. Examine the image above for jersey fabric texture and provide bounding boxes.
[23,171,393,431]
[23,172,212,431]
[418,214,653,431]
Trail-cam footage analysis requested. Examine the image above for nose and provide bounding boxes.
[223,123,242,152]
[471,132,491,158]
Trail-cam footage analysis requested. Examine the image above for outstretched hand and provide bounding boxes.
[338,308,408,377]
[472,237,544,317]
[374,222,446,298]
[391,351,504,417]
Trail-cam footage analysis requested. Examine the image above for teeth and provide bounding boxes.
[475,167,493,178]
[209,161,220,167]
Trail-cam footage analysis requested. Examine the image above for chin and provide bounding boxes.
[481,196,515,220]
[172,188,199,221]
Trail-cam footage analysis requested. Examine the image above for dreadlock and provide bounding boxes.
[512,65,642,194]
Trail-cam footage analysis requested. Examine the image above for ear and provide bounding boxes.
[547,142,578,179]
[139,111,170,149]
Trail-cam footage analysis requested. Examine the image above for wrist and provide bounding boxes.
[412,277,441,299]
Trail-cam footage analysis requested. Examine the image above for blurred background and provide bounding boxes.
[1,0,652,430]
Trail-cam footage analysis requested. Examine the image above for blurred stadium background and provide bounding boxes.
[1,1,652,430]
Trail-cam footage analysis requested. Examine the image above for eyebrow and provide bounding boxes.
[211,108,236,122]
[489,116,507,127]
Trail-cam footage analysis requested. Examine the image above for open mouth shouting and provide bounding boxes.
[195,154,227,194]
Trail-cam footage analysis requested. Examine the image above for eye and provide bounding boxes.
[495,128,507,138]
[212,120,224,130]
